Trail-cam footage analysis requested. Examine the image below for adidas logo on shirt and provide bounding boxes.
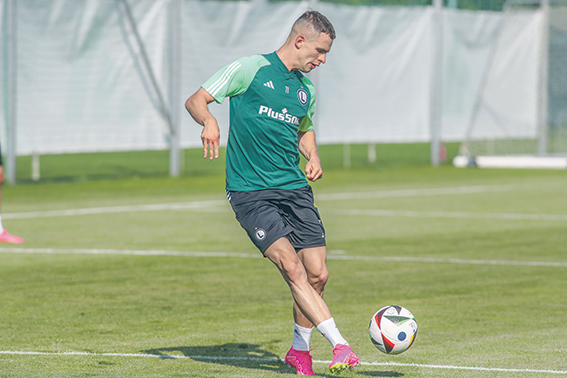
[263,81,275,89]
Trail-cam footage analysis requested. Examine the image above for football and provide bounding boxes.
[369,305,418,355]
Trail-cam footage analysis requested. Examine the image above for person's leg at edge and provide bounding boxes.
[0,166,22,244]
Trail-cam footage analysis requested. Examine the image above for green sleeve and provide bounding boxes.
[201,55,270,104]
[298,77,316,132]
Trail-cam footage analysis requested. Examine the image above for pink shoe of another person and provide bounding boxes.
[285,347,314,375]
[0,230,23,243]
[329,344,359,374]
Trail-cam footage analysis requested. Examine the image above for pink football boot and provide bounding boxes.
[329,344,359,374]
[0,230,23,243]
[285,347,314,375]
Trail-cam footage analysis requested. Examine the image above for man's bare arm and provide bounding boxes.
[298,130,323,182]
[185,88,220,160]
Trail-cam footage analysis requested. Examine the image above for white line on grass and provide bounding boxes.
[0,247,260,259]
[349,361,567,375]
[314,183,543,201]
[2,183,552,220]
[332,208,567,222]
[2,247,567,268]
[1,350,566,374]
[2,200,228,220]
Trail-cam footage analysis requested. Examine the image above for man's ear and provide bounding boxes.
[295,35,306,50]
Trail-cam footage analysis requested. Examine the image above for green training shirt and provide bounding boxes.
[202,52,317,191]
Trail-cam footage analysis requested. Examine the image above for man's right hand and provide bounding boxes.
[185,88,220,160]
[201,121,220,160]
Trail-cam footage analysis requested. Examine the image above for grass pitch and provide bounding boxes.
[1,145,567,377]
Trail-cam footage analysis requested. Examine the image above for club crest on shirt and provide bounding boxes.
[255,228,266,241]
[297,89,308,106]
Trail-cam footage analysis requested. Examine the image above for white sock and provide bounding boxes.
[316,318,348,348]
[0,215,4,232]
[292,324,313,351]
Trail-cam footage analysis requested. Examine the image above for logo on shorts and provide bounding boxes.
[297,89,308,106]
[255,228,266,241]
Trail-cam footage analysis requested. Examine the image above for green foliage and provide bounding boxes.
[170,0,510,12]
[267,0,508,11]
[319,0,431,6]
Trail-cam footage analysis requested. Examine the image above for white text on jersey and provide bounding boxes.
[258,105,300,126]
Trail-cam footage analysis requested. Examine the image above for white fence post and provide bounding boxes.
[430,0,444,167]
[169,0,182,177]
[5,0,17,184]
[537,0,550,156]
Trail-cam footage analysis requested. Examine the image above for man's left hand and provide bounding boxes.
[305,159,323,182]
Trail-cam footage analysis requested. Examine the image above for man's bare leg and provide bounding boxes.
[293,246,328,329]
[264,238,331,326]
[264,239,348,346]
[268,238,359,374]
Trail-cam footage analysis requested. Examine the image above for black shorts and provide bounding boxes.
[227,186,326,255]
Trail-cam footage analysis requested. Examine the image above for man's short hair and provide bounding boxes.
[295,10,336,40]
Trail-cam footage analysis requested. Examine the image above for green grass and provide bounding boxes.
[13,142,460,184]
[1,145,567,377]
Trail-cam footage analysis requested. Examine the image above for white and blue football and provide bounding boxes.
[369,305,418,355]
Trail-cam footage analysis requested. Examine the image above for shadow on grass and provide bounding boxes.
[142,344,404,377]
[143,343,292,374]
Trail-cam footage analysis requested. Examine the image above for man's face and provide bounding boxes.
[297,32,333,73]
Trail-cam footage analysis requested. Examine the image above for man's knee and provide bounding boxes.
[308,267,329,293]
[265,238,308,285]
[298,247,329,292]
[282,258,308,284]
